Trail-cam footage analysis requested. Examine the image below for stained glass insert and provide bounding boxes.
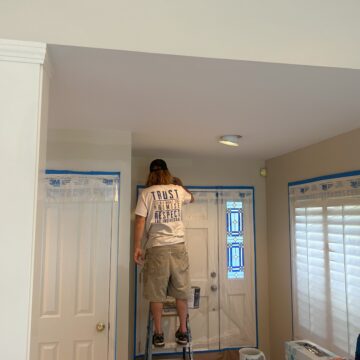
[226,201,244,279]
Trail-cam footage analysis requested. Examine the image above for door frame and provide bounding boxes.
[133,185,259,358]
[36,170,121,360]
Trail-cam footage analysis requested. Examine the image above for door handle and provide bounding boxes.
[210,271,217,278]
[96,322,106,332]
[210,285,218,291]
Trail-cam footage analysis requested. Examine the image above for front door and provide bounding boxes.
[184,189,257,350]
[31,173,119,360]
[135,188,257,356]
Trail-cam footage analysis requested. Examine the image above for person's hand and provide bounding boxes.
[172,177,183,186]
[134,247,144,265]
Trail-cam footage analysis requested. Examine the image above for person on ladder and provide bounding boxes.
[134,159,194,347]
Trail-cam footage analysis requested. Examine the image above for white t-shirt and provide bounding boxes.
[135,184,192,248]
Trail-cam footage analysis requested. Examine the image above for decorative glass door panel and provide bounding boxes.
[218,190,257,349]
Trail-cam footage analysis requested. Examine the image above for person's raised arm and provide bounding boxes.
[173,177,194,203]
[134,215,146,265]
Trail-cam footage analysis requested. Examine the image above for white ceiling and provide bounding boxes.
[48,44,360,160]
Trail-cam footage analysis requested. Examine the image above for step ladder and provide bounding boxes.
[144,305,194,360]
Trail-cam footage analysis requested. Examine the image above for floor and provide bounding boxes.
[144,349,240,360]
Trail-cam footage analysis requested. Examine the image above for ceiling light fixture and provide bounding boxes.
[218,135,242,147]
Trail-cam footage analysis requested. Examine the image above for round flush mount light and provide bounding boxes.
[218,135,242,147]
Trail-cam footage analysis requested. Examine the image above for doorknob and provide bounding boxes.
[96,322,106,332]
[210,285,218,291]
[210,271,217,278]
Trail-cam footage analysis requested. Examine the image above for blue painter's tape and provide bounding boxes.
[252,187,259,348]
[46,169,120,176]
[114,176,121,360]
[133,264,138,359]
[288,169,360,187]
[287,185,295,341]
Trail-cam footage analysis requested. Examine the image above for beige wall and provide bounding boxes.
[266,127,360,360]
[1,2,360,69]
[131,156,270,358]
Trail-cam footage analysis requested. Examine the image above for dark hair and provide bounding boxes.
[146,169,173,187]
[149,159,168,172]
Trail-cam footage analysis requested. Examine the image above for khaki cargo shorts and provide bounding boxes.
[143,243,190,302]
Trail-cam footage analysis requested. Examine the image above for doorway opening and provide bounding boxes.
[134,186,258,358]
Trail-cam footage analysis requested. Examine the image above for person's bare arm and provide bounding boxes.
[173,177,194,203]
[134,215,146,265]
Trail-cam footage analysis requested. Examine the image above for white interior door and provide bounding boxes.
[31,174,118,360]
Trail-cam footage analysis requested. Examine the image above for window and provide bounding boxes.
[226,201,245,279]
[289,173,360,359]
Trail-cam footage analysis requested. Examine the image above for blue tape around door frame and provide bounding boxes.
[133,185,259,358]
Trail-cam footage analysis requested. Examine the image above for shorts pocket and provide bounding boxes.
[173,251,189,273]
[144,252,166,276]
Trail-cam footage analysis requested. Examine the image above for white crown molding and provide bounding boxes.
[0,39,47,64]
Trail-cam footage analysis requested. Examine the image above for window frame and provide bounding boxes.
[289,171,360,359]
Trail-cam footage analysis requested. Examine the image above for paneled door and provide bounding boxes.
[183,191,220,350]
[31,173,118,360]
[185,190,256,350]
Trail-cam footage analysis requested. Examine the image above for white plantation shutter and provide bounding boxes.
[290,174,360,360]
[340,204,360,356]
[327,205,349,353]
[293,206,327,341]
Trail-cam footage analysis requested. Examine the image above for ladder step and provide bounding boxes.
[144,311,194,360]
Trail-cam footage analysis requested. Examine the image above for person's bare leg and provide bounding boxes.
[176,299,188,333]
[150,302,163,334]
